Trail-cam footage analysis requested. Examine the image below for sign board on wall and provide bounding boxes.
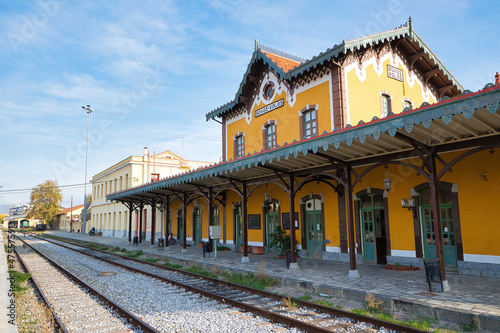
[282,212,299,230]
[387,65,403,82]
[248,214,261,229]
[255,98,284,117]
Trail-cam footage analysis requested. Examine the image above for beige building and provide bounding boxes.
[90,147,213,239]
[54,204,84,232]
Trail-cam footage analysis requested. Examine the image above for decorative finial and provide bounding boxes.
[254,39,259,51]
[408,16,413,38]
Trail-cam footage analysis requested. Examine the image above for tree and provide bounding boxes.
[27,180,63,228]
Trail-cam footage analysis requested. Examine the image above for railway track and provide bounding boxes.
[23,233,428,333]
[14,236,157,333]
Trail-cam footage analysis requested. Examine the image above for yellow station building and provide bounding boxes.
[108,19,500,286]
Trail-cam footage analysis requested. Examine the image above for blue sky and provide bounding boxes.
[0,0,498,208]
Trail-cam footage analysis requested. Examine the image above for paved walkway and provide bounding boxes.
[0,230,18,333]
[45,231,500,331]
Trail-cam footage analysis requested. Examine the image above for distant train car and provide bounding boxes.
[36,224,47,231]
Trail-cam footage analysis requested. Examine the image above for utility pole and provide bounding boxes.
[70,196,73,232]
[81,105,93,234]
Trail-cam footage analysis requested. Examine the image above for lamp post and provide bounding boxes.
[81,105,93,234]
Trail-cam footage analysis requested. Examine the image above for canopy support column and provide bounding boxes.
[182,192,188,253]
[429,154,450,291]
[125,201,136,244]
[150,199,156,247]
[138,202,144,243]
[346,165,359,278]
[208,188,214,248]
[165,196,171,250]
[289,173,299,269]
[242,182,249,263]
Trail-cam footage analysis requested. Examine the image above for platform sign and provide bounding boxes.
[209,225,221,239]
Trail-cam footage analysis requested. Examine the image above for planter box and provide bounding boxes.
[252,246,264,255]
[240,245,252,252]
[384,264,420,271]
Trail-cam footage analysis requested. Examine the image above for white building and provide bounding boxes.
[90,147,213,239]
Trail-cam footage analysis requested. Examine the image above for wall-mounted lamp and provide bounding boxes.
[382,165,391,191]
[264,183,270,201]
[401,198,416,217]
[194,200,199,208]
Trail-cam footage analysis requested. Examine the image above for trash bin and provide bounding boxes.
[203,242,211,258]
[285,250,291,269]
[424,258,442,292]
[158,238,165,250]
[133,236,139,246]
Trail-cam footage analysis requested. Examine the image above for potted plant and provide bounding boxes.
[268,226,298,257]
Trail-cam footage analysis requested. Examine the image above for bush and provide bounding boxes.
[8,271,31,295]
[144,258,161,263]
[220,271,275,290]
[127,250,143,258]
[185,264,218,278]
[163,261,183,269]
[268,226,298,256]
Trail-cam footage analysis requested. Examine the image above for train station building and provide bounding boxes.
[107,19,500,288]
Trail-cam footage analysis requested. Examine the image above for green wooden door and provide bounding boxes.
[305,199,323,258]
[361,209,376,262]
[360,194,385,263]
[266,202,280,253]
[194,208,202,245]
[420,188,457,270]
[235,206,243,249]
[440,205,457,270]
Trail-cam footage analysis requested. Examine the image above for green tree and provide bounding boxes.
[27,180,63,228]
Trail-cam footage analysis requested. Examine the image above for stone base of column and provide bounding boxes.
[182,248,188,253]
[442,280,451,292]
[348,269,360,278]
[241,256,250,263]
[289,262,299,270]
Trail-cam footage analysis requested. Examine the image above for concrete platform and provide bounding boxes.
[45,231,500,331]
[0,230,19,333]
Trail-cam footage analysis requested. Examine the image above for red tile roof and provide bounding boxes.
[261,51,301,73]
[58,204,85,215]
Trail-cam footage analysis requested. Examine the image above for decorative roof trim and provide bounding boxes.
[111,85,500,201]
[206,49,289,121]
[259,44,306,63]
[207,19,462,121]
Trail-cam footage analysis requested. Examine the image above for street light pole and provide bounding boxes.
[81,105,93,234]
